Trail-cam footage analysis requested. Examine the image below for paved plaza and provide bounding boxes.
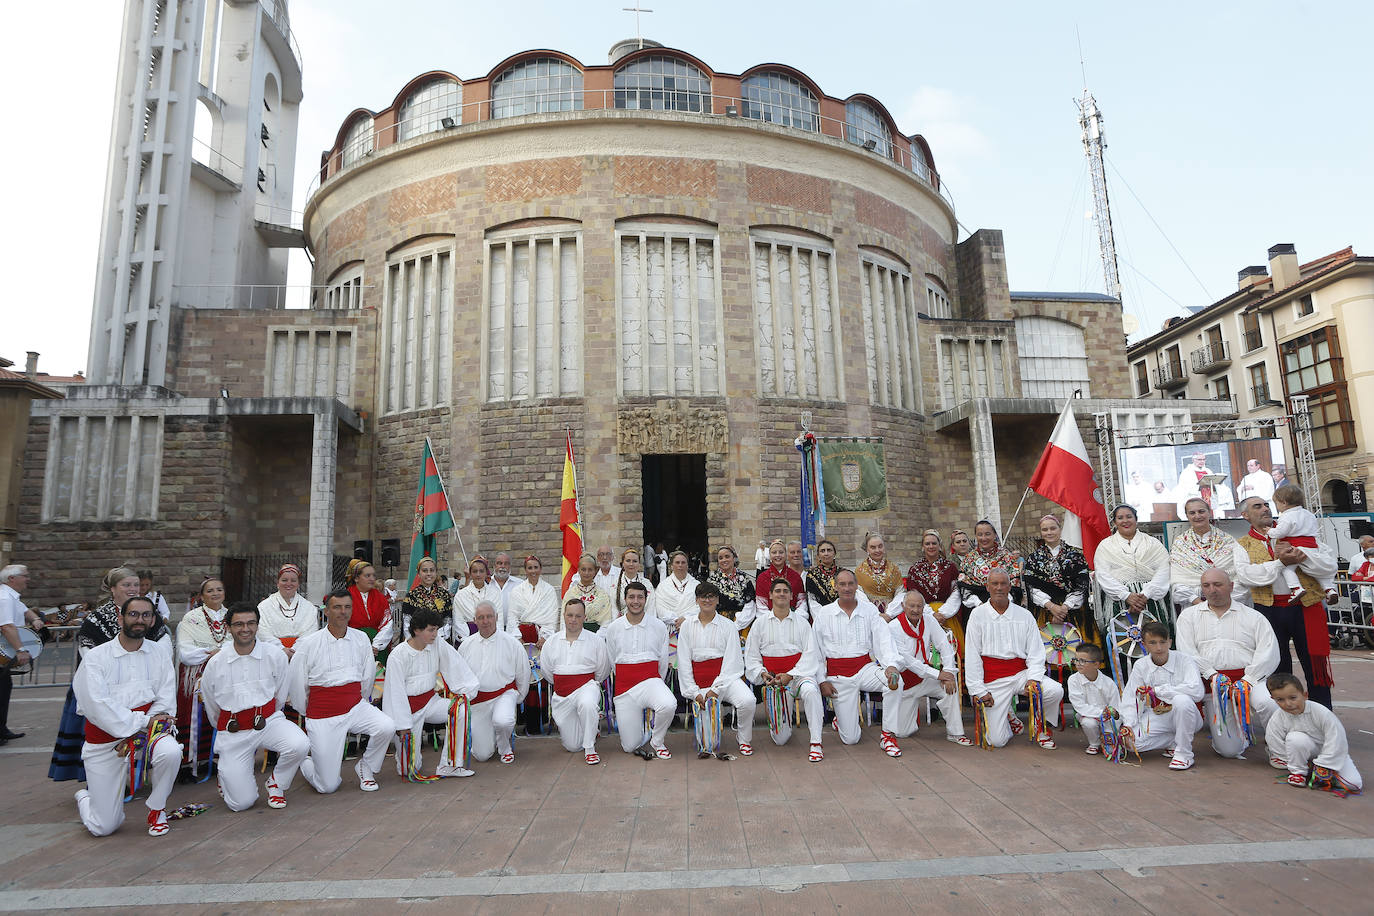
[2,652,1372,914]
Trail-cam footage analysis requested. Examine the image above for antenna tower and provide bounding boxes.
[1077,89,1122,302]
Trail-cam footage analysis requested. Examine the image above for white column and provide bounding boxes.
[970,399,1001,530]
[307,409,338,602]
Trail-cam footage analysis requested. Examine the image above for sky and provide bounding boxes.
[6,0,1372,377]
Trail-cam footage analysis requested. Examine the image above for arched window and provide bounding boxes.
[740,71,818,131]
[909,138,931,181]
[614,56,710,112]
[491,58,583,119]
[845,99,891,158]
[398,78,461,140]
[1015,316,1091,398]
[340,115,374,167]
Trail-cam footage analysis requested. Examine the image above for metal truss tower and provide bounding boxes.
[1077,89,1122,303]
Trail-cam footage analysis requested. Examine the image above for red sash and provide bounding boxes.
[407,689,436,713]
[518,623,540,645]
[981,656,1027,682]
[762,652,802,675]
[900,669,925,689]
[826,655,870,678]
[692,656,724,686]
[474,680,517,704]
[84,702,153,744]
[552,672,595,697]
[1279,534,1318,548]
[306,682,362,719]
[1203,667,1246,694]
[216,699,277,732]
[279,637,298,649]
[614,661,660,696]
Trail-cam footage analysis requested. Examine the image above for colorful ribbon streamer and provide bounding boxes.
[693,697,723,753]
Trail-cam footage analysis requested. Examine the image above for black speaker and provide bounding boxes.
[380,538,401,567]
[353,539,373,563]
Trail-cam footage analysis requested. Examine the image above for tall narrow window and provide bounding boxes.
[859,252,921,411]
[844,99,892,158]
[325,263,364,310]
[381,242,453,413]
[925,281,951,318]
[617,224,721,397]
[340,115,373,167]
[486,230,582,401]
[43,414,162,521]
[752,234,841,400]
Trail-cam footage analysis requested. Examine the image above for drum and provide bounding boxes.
[0,627,44,666]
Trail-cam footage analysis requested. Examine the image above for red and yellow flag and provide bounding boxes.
[560,431,583,596]
[407,438,455,588]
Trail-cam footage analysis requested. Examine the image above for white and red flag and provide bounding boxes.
[1027,402,1111,567]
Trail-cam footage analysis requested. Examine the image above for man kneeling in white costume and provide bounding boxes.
[458,600,530,764]
[382,606,480,778]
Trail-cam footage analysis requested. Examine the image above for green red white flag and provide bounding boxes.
[560,431,583,596]
[407,438,456,588]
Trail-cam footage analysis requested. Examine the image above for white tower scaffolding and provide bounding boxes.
[1077,89,1122,303]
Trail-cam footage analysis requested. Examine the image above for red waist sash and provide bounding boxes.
[1279,534,1318,548]
[981,656,1027,682]
[474,680,517,704]
[1203,667,1246,693]
[84,702,153,744]
[762,652,802,675]
[518,623,541,645]
[217,699,277,732]
[407,689,436,713]
[279,637,298,649]
[552,672,595,697]
[614,660,660,696]
[901,669,925,689]
[692,656,724,685]
[826,655,870,678]
[306,682,362,719]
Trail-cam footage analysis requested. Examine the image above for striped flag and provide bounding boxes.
[1027,402,1111,567]
[407,438,456,588]
[560,431,583,596]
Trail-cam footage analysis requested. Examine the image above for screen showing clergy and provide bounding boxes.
[1116,438,1286,521]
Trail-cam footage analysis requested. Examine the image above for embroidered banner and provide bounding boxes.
[818,438,888,515]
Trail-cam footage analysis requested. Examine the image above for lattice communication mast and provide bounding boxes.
[1077,89,1122,303]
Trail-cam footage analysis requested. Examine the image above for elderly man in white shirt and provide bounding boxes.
[885,591,968,751]
[459,600,531,765]
[745,577,825,760]
[813,569,901,754]
[71,595,180,837]
[1176,568,1281,763]
[540,599,611,764]
[288,590,394,793]
[199,603,310,811]
[593,546,622,597]
[678,581,757,758]
[1,564,35,742]
[601,581,676,759]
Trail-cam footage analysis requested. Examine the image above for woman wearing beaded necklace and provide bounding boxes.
[855,533,903,619]
[404,556,457,640]
[958,520,1023,609]
[1022,514,1094,643]
[176,577,229,774]
[904,530,965,649]
[709,545,757,630]
[613,548,657,619]
[256,564,317,656]
[1168,497,1245,609]
[804,539,843,620]
[562,554,613,632]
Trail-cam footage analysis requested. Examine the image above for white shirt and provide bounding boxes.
[963,601,1047,695]
[677,613,746,698]
[175,605,228,666]
[381,639,480,728]
[744,610,821,683]
[1119,650,1205,731]
[73,637,175,739]
[506,578,560,640]
[612,574,657,619]
[1175,602,1280,686]
[754,547,770,569]
[144,590,172,620]
[886,610,959,681]
[1237,469,1276,504]
[812,600,897,670]
[594,565,621,597]
[256,592,320,642]
[1266,702,1352,768]
[1231,531,1337,602]
[287,627,378,713]
[454,580,506,630]
[601,614,670,679]
[653,573,700,623]
[1067,671,1122,720]
[199,639,292,721]
[539,629,611,685]
[458,628,531,698]
[0,583,25,630]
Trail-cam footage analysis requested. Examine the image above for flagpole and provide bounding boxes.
[1003,487,1032,540]
[566,427,584,554]
[426,436,469,573]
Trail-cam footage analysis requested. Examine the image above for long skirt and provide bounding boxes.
[48,688,86,781]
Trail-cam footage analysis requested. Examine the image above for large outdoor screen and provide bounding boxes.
[1118,438,1287,522]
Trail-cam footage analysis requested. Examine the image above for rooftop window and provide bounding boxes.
[492,57,583,118]
[614,55,710,112]
[398,78,461,140]
[844,99,891,158]
[740,71,818,131]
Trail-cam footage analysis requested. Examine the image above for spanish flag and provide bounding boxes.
[406,438,456,588]
[560,431,583,596]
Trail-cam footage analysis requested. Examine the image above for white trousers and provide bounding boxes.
[393,694,470,776]
[1204,687,1278,759]
[692,679,756,746]
[1279,733,1363,788]
[828,663,890,745]
[216,712,310,811]
[469,690,518,762]
[613,678,676,753]
[551,681,602,753]
[302,700,393,793]
[979,673,1064,748]
[882,677,965,739]
[78,735,179,837]
[762,677,824,746]
[1126,703,1203,764]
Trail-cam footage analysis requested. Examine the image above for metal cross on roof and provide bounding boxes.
[622,4,654,47]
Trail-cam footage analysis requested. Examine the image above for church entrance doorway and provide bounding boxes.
[641,454,708,577]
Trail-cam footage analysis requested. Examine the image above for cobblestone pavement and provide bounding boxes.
[2,651,1372,913]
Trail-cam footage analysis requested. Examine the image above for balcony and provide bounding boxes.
[1191,341,1231,373]
[1154,362,1188,391]
[1243,328,1263,352]
[1250,384,1280,409]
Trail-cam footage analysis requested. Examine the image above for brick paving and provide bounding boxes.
[2,651,1372,913]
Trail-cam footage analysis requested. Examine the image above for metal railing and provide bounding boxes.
[306,90,952,208]
[254,203,306,230]
[1242,328,1263,352]
[1190,341,1231,373]
[259,0,302,69]
[1250,383,1274,407]
[175,283,365,310]
[1329,572,1374,648]
[1154,361,1187,389]
[191,137,242,185]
